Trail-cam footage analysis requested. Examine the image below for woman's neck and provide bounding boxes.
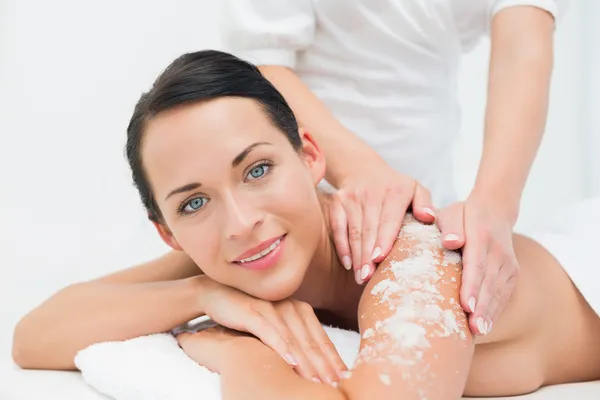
[292,191,363,319]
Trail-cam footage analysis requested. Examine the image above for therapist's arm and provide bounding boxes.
[438,6,556,333]
[12,250,206,370]
[258,66,383,188]
[258,66,436,284]
[472,6,555,215]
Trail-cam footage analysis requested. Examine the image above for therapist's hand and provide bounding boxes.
[328,161,436,285]
[435,196,519,336]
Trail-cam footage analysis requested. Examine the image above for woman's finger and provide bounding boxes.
[342,193,365,284]
[373,185,413,264]
[437,202,466,251]
[301,305,348,380]
[242,307,298,368]
[256,303,322,382]
[359,189,383,284]
[412,184,436,224]
[280,302,340,386]
[328,193,352,270]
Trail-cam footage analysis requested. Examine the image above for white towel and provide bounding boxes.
[74,320,361,400]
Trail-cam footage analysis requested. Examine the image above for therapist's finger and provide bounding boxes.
[411,184,436,224]
[467,253,498,336]
[328,193,352,271]
[358,189,383,284]
[437,202,466,251]
[372,184,413,264]
[342,192,364,283]
[481,252,519,330]
[460,232,489,328]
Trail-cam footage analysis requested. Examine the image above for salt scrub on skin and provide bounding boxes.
[379,374,391,385]
[356,215,468,397]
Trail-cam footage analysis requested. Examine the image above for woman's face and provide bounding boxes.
[142,97,327,301]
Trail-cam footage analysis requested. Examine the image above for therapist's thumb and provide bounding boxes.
[436,202,465,250]
[412,184,436,224]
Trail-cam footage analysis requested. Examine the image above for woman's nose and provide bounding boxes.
[223,195,264,239]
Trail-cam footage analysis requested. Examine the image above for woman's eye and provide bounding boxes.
[183,196,208,213]
[247,164,270,180]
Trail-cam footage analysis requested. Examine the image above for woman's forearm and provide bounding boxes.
[258,66,383,187]
[221,338,346,400]
[473,7,555,219]
[12,275,210,370]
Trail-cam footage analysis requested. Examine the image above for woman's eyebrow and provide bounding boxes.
[164,142,273,201]
[165,182,202,201]
[231,141,272,168]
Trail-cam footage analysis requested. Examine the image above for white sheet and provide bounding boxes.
[71,318,600,400]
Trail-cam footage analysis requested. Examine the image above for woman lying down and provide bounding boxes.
[13,50,600,400]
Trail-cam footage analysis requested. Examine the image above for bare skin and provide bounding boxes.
[14,96,599,398]
[189,207,600,399]
[291,200,600,397]
[465,234,600,396]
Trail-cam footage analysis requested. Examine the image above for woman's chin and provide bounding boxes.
[250,270,305,302]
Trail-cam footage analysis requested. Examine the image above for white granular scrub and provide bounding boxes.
[362,328,375,339]
[379,374,391,385]
[359,216,468,396]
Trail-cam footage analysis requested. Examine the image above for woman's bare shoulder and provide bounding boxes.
[338,215,474,399]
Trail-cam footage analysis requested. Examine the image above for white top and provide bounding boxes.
[220,0,569,207]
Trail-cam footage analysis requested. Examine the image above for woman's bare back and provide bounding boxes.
[464,234,600,397]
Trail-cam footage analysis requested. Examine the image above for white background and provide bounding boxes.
[0,0,598,362]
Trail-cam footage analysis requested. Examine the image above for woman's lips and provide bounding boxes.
[234,235,286,271]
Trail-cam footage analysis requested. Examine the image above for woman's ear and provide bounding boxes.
[299,130,326,184]
[152,221,183,251]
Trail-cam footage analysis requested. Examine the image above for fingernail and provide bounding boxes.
[477,317,488,335]
[371,247,382,261]
[312,377,322,384]
[355,269,363,284]
[424,207,436,218]
[360,264,371,281]
[342,256,352,270]
[445,233,460,242]
[468,297,476,313]
[340,370,352,379]
[285,353,298,366]
[488,321,493,333]
[326,377,337,387]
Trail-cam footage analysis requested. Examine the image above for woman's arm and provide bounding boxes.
[472,6,555,216]
[12,250,206,370]
[220,337,344,400]
[343,215,473,399]
[213,216,473,400]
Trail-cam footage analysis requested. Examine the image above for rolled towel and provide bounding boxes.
[74,319,361,400]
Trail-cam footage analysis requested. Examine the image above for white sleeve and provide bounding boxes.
[220,0,316,69]
[489,0,570,25]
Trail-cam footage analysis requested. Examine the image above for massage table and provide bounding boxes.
[2,305,599,399]
[2,346,599,399]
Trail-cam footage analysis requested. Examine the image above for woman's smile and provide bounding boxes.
[232,234,287,271]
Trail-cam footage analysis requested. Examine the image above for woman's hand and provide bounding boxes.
[435,196,519,335]
[200,281,347,385]
[328,161,436,284]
